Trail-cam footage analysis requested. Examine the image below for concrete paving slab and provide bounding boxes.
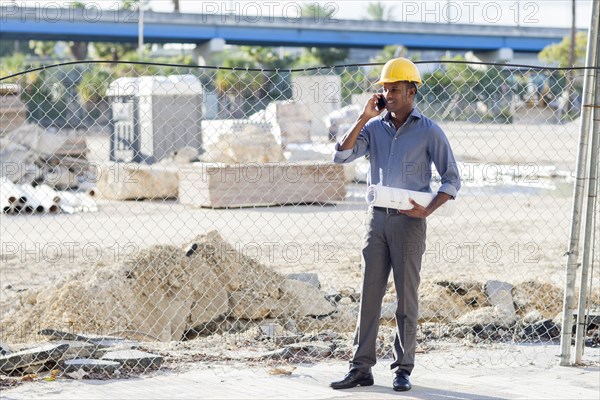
[0,344,69,372]
[1,345,598,399]
[101,350,163,369]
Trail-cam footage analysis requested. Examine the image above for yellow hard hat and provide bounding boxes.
[376,57,422,87]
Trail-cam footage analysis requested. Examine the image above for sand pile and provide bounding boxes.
[0,231,335,343]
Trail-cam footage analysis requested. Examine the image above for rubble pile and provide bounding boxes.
[0,231,336,344]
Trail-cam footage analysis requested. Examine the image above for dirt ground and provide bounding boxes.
[1,121,599,374]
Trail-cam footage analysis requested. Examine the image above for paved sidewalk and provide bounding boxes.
[2,346,599,399]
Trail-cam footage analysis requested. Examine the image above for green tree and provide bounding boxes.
[92,0,139,60]
[297,4,349,67]
[67,2,89,60]
[539,32,587,67]
[29,40,56,57]
[366,1,395,21]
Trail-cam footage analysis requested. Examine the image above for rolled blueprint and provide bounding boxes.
[365,185,456,217]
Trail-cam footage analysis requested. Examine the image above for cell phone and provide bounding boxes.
[376,95,386,110]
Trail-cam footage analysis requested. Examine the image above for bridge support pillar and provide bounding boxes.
[194,38,226,65]
[472,47,514,63]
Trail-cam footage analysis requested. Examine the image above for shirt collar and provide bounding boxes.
[381,107,423,125]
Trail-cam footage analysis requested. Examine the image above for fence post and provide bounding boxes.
[559,0,600,366]
[574,31,600,363]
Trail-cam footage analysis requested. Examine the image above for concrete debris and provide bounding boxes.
[286,273,320,289]
[419,282,472,323]
[323,104,361,142]
[63,359,120,375]
[485,280,516,317]
[513,281,563,319]
[39,329,139,349]
[0,342,13,356]
[0,344,69,372]
[292,75,342,140]
[521,320,560,340]
[7,124,87,159]
[55,341,100,361]
[172,146,199,164]
[101,350,163,370]
[1,231,335,343]
[381,302,397,321]
[200,120,284,163]
[523,310,545,324]
[95,162,178,200]
[454,305,519,329]
[250,101,312,145]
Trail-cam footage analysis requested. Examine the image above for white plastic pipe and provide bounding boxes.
[59,191,97,214]
[0,178,26,205]
[20,185,45,214]
[366,184,456,217]
[58,191,81,214]
[32,185,60,213]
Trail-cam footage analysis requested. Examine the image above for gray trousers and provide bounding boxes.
[350,207,426,375]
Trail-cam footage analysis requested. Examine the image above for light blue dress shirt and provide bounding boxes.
[333,108,461,198]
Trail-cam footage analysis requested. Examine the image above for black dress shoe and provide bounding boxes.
[393,370,411,392]
[330,370,374,390]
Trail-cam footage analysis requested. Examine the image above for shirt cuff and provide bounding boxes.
[438,183,458,198]
[333,148,353,162]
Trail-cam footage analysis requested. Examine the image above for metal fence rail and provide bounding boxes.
[0,60,598,378]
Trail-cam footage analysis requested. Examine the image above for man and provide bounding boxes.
[330,58,461,392]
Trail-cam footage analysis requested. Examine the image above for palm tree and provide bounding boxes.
[366,1,395,21]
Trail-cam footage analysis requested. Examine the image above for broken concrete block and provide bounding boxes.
[179,161,346,208]
[7,124,87,158]
[485,280,516,317]
[285,342,333,358]
[101,350,163,369]
[521,320,561,340]
[454,306,518,329]
[96,162,178,200]
[0,342,14,356]
[292,75,342,140]
[286,273,320,289]
[274,279,336,319]
[55,341,99,360]
[39,329,138,349]
[63,359,121,375]
[381,302,397,321]
[523,310,545,324]
[200,120,284,163]
[263,101,312,145]
[0,343,69,372]
[259,323,285,338]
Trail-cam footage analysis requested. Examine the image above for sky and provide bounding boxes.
[0,0,594,28]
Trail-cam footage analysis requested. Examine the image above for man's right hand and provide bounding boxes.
[337,94,384,151]
[361,94,385,120]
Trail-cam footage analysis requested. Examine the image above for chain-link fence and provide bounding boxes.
[0,60,598,379]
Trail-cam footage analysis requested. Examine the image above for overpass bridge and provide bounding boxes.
[0,5,571,52]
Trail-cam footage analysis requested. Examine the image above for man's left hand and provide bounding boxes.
[398,198,431,218]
